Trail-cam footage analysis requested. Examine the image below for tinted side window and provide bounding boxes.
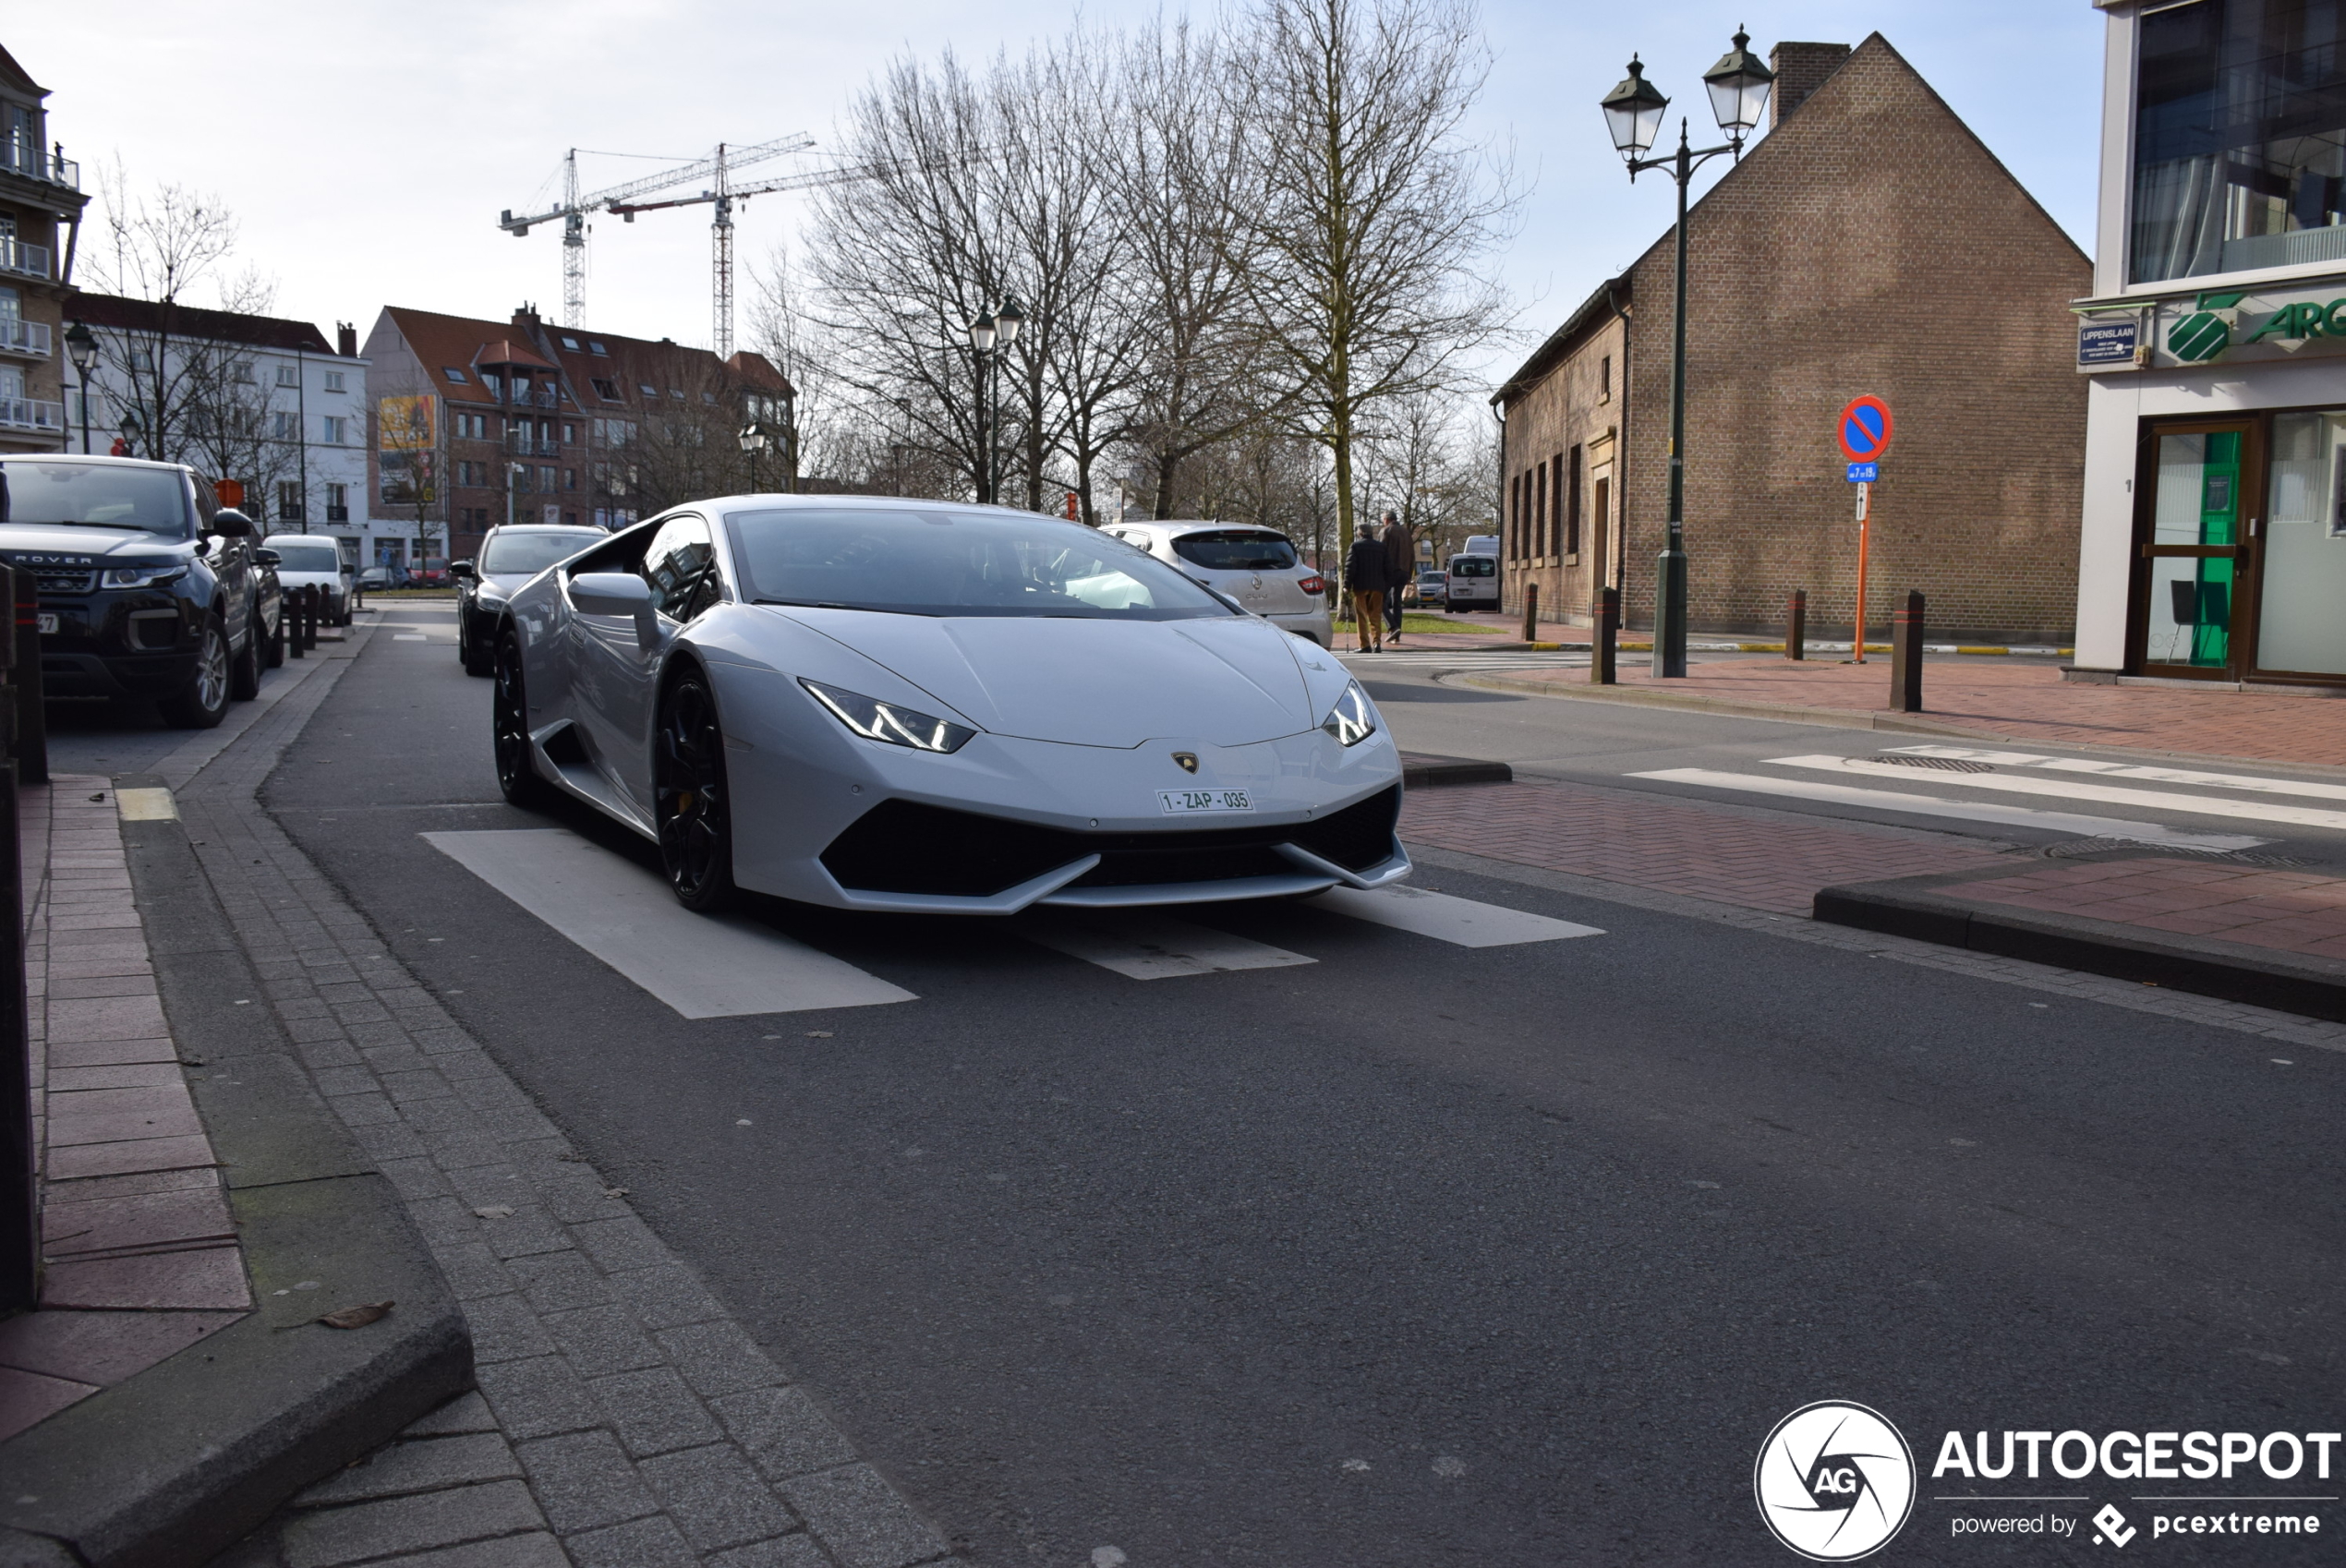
[639,515,720,621]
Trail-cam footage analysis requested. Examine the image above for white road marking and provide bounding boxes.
[1633,767,2267,850]
[114,787,177,821]
[1306,884,1604,946]
[393,633,427,641]
[1020,912,1313,980]
[1770,754,2346,832]
[1887,744,2346,804]
[422,828,914,1018]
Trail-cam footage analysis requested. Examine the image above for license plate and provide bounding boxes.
[1158,788,1252,814]
[35,613,55,635]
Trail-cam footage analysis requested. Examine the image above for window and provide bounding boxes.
[1599,356,1612,404]
[588,341,609,356]
[637,515,723,621]
[1566,445,1583,555]
[442,367,468,383]
[562,422,576,443]
[702,391,717,404]
[1507,473,1521,560]
[271,411,299,441]
[131,349,154,372]
[561,335,581,351]
[275,364,298,388]
[2133,0,2346,282]
[229,361,256,383]
[326,482,348,522]
[638,383,659,398]
[1533,462,1549,556]
[669,388,685,401]
[482,528,603,574]
[454,412,489,440]
[593,378,619,401]
[563,467,576,490]
[1169,530,1299,570]
[538,464,557,490]
[277,480,304,522]
[6,462,196,535]
[321,416,346,444]
[482,373,504,402]
[323,369,345,393]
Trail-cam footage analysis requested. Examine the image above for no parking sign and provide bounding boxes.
[1836,397,1893,663]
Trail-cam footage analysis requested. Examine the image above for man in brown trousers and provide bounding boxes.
[1379,511,1416,645]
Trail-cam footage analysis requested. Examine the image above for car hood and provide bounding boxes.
[478,572,538,599]
[774,609,1316,747]
[0,524,192,561]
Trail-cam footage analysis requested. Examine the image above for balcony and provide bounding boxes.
[0,397,65,433]
[0,238,52,282]
[326,505,350,523]
[0,142,79,191]
[505,433,559,457]
[0,319,51,358]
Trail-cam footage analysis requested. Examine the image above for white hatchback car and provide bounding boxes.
[1106,521,1332,647]
[261,534,355,626]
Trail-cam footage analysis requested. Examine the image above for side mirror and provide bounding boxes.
[254,548,282,567]
[569,571,659,650]
[193,537,212,558]
[211,511,254,537]
[450,561,478,581]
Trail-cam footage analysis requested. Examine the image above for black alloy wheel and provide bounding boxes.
[157,616,230,730]
[655,672,735,911]
[493,633,553,809]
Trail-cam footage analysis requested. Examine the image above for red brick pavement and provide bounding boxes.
[1483,660,2346,768]
[1954,860,2346,961]
[1399,779,2011,914]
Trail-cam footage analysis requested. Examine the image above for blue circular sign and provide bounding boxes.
[1837,396,1893,462]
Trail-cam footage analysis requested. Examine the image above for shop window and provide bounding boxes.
[2132,0,2346,283]
[1566,446,1583,555]
[2260,411,2346,672]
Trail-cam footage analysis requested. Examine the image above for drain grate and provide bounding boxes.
[2041,838,2312,868]
[1872,754,1995,772]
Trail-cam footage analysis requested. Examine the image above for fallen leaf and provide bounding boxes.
[319,1301,393,1330]
[472,1205,514,1219]
[603,1188,630,1199]
[88,793,106,802]
[805,1031,834,1039]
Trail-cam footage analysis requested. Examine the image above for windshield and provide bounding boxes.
[271,543,343,573]
[1170,529,1298,571]
[5,462,191,536]
[1450,556,1494,578]
[482,530,603,576]
[726,507,1234,621]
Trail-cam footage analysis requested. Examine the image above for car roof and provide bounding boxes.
[262,533,345,546]
[1121,521,1289,537]
[5,452,190,475]
[485,523,605,535]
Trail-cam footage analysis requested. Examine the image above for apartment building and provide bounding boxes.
[0,42,89,454]
[361,305,792,566]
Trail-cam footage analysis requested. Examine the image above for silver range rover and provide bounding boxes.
[1105,521,1333,647]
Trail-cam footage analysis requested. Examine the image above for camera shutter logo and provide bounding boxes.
[1754,1402,1916,1561]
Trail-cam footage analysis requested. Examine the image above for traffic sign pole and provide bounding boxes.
[1854,481,1871,665]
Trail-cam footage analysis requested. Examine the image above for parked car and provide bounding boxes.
[1445,551,1498,612]
[491,497,1405,912]
[409,558,452,588]
[1102,521,1333,647]
[262,534,354,626]
[1412,569,1447,608]
[356,564,399,594]
[452,524,607,676]
[0,454,278,728]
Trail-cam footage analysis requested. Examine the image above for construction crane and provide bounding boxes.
[498,136,815,345]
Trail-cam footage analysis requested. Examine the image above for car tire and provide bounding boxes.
[461,611,493,677]
[228,609,261,701]
[654,670,736,912]
[493,632,556,810]
[157,616,231,730]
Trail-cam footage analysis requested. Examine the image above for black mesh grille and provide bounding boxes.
[820,784,1402,899]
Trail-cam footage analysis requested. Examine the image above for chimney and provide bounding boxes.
[514,304,541,329]
[1769,42,1851,127]
[336,320,357,357]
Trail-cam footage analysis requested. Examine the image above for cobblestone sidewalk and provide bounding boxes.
[164,636,951,1568]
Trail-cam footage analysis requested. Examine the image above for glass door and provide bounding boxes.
[2254,411,2346,678]
[2134,422,2255,676]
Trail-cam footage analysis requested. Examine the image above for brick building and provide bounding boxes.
[1493,34,2090,644]
[361,306,792,567]
[0,42,87,454]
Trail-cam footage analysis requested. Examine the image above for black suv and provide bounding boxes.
[0,454,281,728]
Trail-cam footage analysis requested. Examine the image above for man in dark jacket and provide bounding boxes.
[1344,528,1388,653]
[1379,511,1416,643]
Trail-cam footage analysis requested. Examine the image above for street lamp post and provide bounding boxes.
[64,320,96,456]
[1600,30,1772,678]
[965,297,1025,506]
[738,421,769,492]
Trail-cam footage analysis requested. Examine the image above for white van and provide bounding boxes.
[1445,551,1498,612]
[261,534,356,626]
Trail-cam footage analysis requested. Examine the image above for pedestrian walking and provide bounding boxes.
[1380,511,1415,644]
[1345,526,1389,653]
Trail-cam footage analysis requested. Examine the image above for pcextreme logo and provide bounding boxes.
[1755,1402,1917,1561]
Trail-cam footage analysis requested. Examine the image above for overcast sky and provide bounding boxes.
[18,0,2104,385]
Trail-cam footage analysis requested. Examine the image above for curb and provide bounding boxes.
[1454,672,1989,737]
[1813,861,2346,1024]
[1403,754,1513,789]
[0,782,471,1567]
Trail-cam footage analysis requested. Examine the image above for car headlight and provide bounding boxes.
[1321,680,1377,746]
[101,564,187,589]
[800,678,976,754]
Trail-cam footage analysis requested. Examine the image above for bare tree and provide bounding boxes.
[1222,0,1516,567]
[82,163,238,463]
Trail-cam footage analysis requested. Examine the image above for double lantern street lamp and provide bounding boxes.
[1599,30,1772,678]
[64,320,97,456]
[738,421,771,492]
[967,296,1024,505]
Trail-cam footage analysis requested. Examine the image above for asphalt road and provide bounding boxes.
[191,609,2346,1562]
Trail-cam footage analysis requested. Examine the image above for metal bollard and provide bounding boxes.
[1891,590,1925,712]
[1520,579,1541,645]
[0,561,30,1312]
[1787,589,1807,661]
[287,587,306,658]
[307,585,322,651]
[1591,585,1618,686]
[11,569,43,787]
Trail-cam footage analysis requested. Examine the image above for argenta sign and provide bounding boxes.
[2086,277,2346,371]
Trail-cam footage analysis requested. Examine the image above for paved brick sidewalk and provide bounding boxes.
[1474,658,2346,767]
[1953,860,2346,959]
[1399,778,2012,914]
